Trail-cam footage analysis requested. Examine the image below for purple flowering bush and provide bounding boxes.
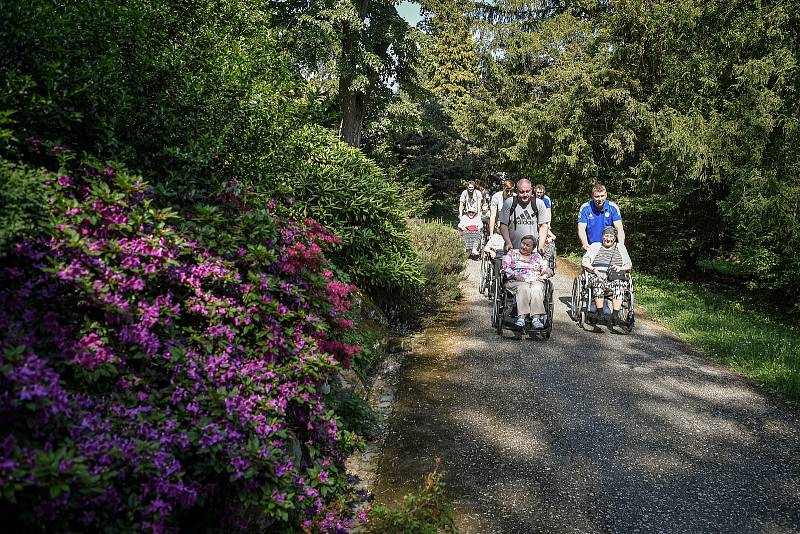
[0,163,362,532]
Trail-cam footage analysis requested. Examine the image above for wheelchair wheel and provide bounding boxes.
[495,282,506,336]
[619,280,635,334]
[478,254,488,294]
[490,257,503,300]
[480,254,494,296]
[571,276,582,323]
[491,278,501,330]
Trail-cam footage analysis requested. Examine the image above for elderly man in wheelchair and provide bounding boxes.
[579,225,633,328]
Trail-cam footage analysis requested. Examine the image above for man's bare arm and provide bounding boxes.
[489,204,498,236]
[538,224,547,253]
[578,222,589,250]
[614,220,625,245]
[500,223,512,251]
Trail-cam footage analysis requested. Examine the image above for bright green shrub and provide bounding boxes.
[406,221,467,323]
[0,0,300,204]
[283,126,424,295]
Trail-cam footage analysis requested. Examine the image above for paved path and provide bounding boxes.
[373,259,800,533]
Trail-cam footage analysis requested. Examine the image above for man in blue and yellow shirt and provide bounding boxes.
[577,184,626,251]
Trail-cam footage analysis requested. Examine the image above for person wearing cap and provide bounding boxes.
[459,180,483,216]
[581,225,632,325]
[577,183,625,251]
[502,234,553,329]
[458,207,483,256]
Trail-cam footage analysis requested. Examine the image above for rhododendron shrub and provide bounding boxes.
[0,164,362,532]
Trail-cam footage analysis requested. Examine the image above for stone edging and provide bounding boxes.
[345,336,416,503]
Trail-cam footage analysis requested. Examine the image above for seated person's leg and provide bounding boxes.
[591,277,606,314]
[529,280,547,328]
[507,280,531,326]
[609,279,626,324]
[610,279,626,311]
[601,280,618,314]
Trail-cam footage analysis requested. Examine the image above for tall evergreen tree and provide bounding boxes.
[459,0,800,303]
[422,0,480,107]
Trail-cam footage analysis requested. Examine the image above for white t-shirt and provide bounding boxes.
[458,213,482,231]
[459,189,483,215]
[490,191,510,231]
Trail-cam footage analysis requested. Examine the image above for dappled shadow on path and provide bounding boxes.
[373,263,800,533]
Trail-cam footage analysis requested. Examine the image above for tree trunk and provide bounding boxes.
[339,81,366,147]
[338,0,371,147]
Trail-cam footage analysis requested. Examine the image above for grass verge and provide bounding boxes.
[563,254,800,402]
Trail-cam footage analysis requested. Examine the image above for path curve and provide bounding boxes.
[373,258,800,533]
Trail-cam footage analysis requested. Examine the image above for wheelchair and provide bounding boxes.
[491,269,554,339]
[570,270,635,334]
[478,240,504,298]
[461,229,483,258]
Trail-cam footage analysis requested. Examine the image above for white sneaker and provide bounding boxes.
[471,247,479,255]
[531,318,544,329]
[515,316,525,327]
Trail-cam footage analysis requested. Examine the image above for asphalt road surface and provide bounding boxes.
[373,258,800,533]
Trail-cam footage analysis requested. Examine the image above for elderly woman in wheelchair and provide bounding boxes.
[458,208,484,256]
[581,226,632,326]
[501,234,554,329]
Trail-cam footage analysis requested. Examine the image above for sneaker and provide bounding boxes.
[471,247,479,256]
[515,316,525,328]
[586,312,597,325]
[611,310,621,326]
[531,318,544,329]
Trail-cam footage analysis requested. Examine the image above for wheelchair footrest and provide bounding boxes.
[587,312,632,327]
[501,317,550,332]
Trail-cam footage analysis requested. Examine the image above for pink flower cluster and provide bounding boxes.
[0,165,363,532]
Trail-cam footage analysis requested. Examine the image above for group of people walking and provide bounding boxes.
[458,178,633,330]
